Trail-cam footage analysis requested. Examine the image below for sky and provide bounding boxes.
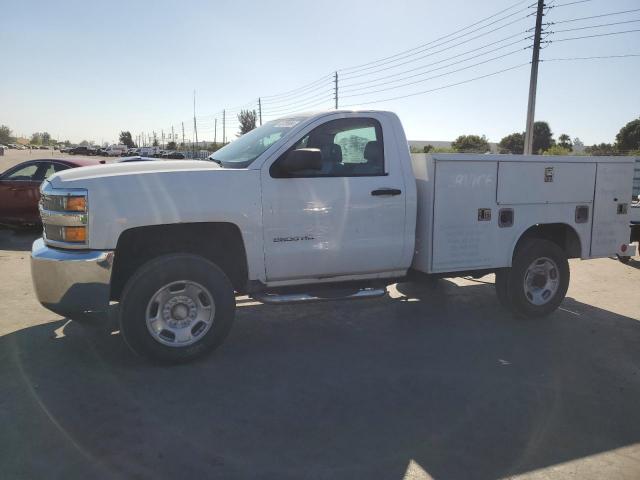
[1,0,639,145]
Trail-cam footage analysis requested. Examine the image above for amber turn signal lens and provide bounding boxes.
[65,196,86,212]
[63,226,87,243]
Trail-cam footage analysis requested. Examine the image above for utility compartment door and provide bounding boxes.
[497,162,596,204]
[431,161,497,272]
[590,162,635,257]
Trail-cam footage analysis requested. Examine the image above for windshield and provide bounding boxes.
[209,117,307,168]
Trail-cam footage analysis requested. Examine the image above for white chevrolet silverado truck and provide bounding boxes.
[31,110,637,362]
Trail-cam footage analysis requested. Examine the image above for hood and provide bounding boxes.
[49,159,222,185]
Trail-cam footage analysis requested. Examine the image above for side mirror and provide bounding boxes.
[278,148,322,175]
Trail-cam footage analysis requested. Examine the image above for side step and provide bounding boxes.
[251,287,387,305]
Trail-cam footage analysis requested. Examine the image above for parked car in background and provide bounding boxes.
[0,158,105,227]
[137,146,158,156]
[103,144,128,156]
[161,151,186,159]
[68,146,94,155]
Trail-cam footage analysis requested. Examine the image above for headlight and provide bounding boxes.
[40,181,89,248]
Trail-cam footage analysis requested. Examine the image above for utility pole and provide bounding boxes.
[214,118,217,145]
[161,130,165,149]
[334,71,339,109]
[171,126,175,147]
[181,122,185,147]
[258,98,262,126]
[193,90,198,150]
[523,0,545,155]
[223,109,226,144]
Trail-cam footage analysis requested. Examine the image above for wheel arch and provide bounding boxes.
[511,223,582,263]
[110,222,249,301]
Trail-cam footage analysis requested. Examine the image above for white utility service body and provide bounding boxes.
[30,110,637,362]
[412,153,634,273]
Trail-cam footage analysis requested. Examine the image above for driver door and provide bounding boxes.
[260,115,406,282]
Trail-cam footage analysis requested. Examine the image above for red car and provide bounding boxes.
[0,158,104,227]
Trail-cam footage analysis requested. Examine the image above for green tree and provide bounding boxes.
[423,144,434,153]
[557,133,572,151]
[30,132,43,145]
[615,117,640,152]
[532,121,554,154]
[238,109,257,135]
[584,143,617,156]
[79,140,90,146]
[167,141,177,150]
[543,145,572,156]
[152,138,159,147]
[119,131,135,148]
[451,134,490,153]
[0,125,12,144]
[498,132,524,154]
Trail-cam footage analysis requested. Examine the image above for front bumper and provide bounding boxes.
[30,238,114,317]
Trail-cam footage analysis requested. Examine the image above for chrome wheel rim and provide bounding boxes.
[145,280,215,347]
[523,257,560,306]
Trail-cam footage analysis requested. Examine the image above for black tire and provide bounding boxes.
[499,239,570,318]
[119,254,236,363]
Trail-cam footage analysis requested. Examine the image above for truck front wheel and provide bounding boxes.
[496,239,570,318]
[119,254,236,363]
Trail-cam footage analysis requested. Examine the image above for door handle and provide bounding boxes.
[371,188,402,196]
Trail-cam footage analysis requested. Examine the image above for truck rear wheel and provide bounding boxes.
[497,239,570,318]
[119,254,236,363]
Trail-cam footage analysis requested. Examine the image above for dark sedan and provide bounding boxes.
[68,146,97,155]
[0,158,104,227]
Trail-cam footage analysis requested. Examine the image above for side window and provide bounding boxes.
[271,118,384,178]
[4,164,40,181]
[44,163,70,179]
[54,163,70,172]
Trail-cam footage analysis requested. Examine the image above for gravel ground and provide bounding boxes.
[1,224,639,479]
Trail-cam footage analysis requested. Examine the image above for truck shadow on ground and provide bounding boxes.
[1,280,639,480]
[0,227,41,251]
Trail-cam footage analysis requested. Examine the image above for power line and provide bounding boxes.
[341,62,530,107]
[260,90,335,110]
[341,39,530,93]
[342,33,529,87]
[553,19,640,34]
[541,53,640,61]
[550,8,640,25]
[260,74,334,100]
[338,0,530,73]
[341,49,528,98]
[341,15,530,79]
[262,95,335,116]
[552,0,593,8]
[550,28,640,42]
[261,84,334,106]
[262,98,335,118]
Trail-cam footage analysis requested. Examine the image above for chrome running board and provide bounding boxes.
[252,287,387,305]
